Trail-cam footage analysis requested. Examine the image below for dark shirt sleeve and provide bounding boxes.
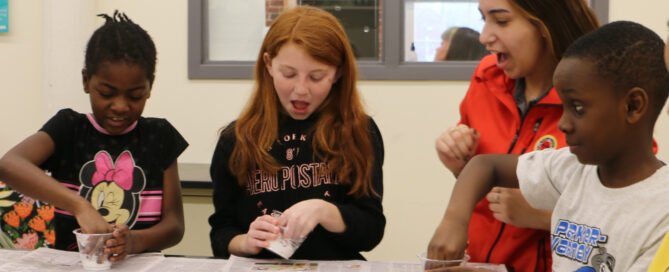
[328,118,386,252]
[40,109,77,156]
[208,123,244,258]
[156,119,189,170]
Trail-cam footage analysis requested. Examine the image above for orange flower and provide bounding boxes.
[44,229,55,245]
[37,205,55,222]
[28,216,46,232]
[13,202,33,219]
[2,210,19,228]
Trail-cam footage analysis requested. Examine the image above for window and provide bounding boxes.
[300,0,381,61]
[188,0,609,80]
[405,0,485,62]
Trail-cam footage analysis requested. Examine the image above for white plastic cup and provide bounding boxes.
[265,210,306,259]
[418,252,470,271]
[72,229,113,270]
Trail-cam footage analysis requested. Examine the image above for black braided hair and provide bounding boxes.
[563,21,669,121]
[85,10,156,85]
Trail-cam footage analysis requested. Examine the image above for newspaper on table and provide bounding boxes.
[0,248,28,260]
[0,248,507,272]
[0,247,164,272]
[369,261,507,272]
[464,262,508,271]
[223,255,507,272]
[223,255,371,272]
[150,256,228,272]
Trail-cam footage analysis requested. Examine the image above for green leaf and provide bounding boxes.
[7,229,19,240]
[2,224,12,234]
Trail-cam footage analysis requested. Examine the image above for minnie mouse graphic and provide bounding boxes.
[78,151,146,228]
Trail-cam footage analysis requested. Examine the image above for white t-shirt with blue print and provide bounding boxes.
[517,147,669,271]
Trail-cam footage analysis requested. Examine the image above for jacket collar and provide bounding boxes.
[475,54,561,106]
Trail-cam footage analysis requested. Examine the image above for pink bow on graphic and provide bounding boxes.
[91,151,134,190]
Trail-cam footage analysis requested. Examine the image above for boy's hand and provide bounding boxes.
[105,224,132,262]
[427,219,469,261]
[436,125,480,176]
[486,187,551,230]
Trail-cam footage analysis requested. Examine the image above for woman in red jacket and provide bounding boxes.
[431,0,598,271]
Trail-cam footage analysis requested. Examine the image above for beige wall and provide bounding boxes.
[1,0,668,261]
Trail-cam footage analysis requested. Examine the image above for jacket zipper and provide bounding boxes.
[486,104,553,265]
[520,118,543,154]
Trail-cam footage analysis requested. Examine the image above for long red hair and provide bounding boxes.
[228,6,375,198]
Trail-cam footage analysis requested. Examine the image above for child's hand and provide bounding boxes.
[104,224,132,262]
[242,215,281,255]
[74,204,113,234]
[427,219,468,261]
[436,124,480,176]
[280,199,328,240]
[486,187,551,230]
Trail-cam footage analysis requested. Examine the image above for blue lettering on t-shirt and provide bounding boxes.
[552,219,607,264]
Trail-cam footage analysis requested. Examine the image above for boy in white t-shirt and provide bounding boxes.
[648,20,669,272]
[428,21,669,271]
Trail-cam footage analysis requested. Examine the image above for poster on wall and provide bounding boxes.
[0,0,7,33]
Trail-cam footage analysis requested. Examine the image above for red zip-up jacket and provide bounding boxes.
[459,55,564,272]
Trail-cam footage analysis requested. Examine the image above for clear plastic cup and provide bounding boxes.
[265,210,306,259]
[418,252,470,271]
[72,229,113,270]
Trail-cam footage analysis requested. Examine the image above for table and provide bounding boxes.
[0,248,507,272]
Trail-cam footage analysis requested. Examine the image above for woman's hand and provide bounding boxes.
[280,199,335,240]
[436,124,480,177]
[105,224,132,262]
[486,187,551,230]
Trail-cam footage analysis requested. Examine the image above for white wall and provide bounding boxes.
[0,0,43,151]
[1,0,668,261]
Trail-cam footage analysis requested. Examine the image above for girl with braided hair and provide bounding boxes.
[0,11,187,261]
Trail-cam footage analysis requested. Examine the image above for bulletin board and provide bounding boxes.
[0,0,7,33]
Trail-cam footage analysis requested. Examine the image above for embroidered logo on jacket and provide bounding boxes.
[534,135,557,150]
[79,151,146,228]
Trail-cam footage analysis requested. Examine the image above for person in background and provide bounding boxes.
[433,0,598,270]
[0,11,186,261]
[430,20,669,270]
[208,6,385,260]
[445,27,488,61]
[434,26,459,61]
